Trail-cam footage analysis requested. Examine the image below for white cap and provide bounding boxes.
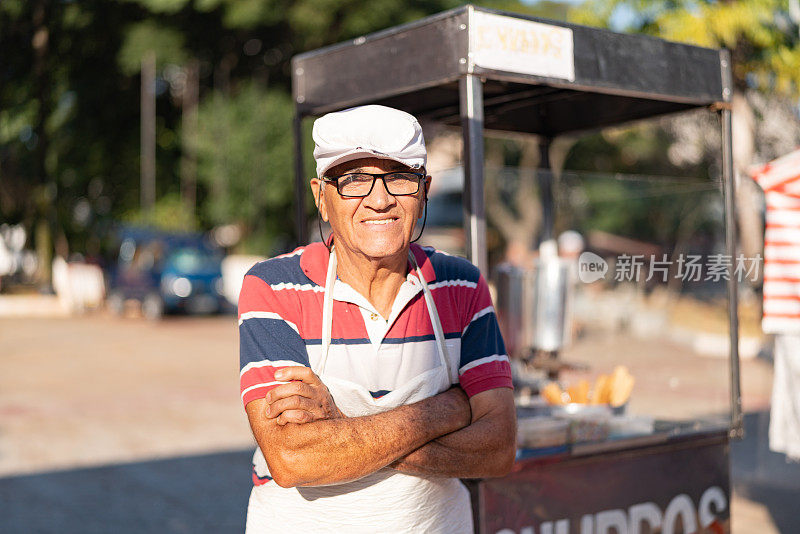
[312,105,426,178]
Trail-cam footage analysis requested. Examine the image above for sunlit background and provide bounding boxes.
[2,0,800,532]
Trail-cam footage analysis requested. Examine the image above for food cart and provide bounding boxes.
[291,6,741,533]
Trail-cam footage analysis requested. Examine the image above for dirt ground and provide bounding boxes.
[0,313,796,532]
[0,315,254,477]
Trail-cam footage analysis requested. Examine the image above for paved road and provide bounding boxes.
[731,411,800,534]
[1,314,796,532]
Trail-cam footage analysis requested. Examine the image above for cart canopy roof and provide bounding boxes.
[292,5,729,135]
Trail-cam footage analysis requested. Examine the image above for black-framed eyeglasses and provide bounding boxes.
[323,171,425,198]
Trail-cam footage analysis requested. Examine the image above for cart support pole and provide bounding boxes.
[537,138,555,246]
[293,114,307,247]
[720,105,743,439]
[460,74,488,275]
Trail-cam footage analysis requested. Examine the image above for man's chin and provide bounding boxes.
[358,242,409,262]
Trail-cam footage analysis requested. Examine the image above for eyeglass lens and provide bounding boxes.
[337,173,421,197]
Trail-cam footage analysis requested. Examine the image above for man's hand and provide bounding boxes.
[264,367,344,425]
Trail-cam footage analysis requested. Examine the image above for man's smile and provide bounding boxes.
[361,217,399,225]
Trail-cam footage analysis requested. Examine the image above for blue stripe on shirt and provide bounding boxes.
[246,254,312,287]
[240,316,309,370]
[302,332,462,346]
[425,249,481,284]
[460,312,506,369]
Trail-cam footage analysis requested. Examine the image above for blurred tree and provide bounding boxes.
[1,0,73,286]
[1,0,571,288]
[123,192,197,231]
[117,20,189,73]
[195,84,297,253]
[1,0,234,279]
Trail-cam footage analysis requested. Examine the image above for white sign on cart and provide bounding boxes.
[470,11,575,82]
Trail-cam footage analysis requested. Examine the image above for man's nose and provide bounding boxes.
[363,177,396,209]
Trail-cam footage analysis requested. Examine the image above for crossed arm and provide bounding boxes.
[389,385,516,478]
[245,367,516,488]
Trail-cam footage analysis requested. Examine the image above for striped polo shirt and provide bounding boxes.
[238,242,513,485]
[752,149,800,333]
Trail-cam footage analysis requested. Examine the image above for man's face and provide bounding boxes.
[310,157,430,262]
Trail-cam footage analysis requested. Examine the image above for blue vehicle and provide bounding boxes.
[107,228,228,319]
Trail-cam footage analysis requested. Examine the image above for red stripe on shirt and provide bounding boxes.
[765,241,800,247]
[766,259,800,265]
[252,470,272,486]
[238,275,279,318]
[763,312,800,319]
[240,364,284,391]
[766,204,800,211]
[764,276,800,284]
[240,364,296,406]
[756,172,800,193]
[459,360,513,397]
[765,222,800,230]
[242,382,282,407]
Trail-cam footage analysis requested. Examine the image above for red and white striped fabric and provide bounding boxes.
[752,149,800,334]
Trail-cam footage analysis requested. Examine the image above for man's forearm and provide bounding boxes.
[247,387,470,487]
[391,388,517,479]
[390,416,516,478]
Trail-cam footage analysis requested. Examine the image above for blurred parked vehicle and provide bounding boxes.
[107,228,229,319]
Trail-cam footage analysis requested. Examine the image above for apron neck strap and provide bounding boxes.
[409,251,452,381]
[316,247,452,383]
[317,246,338,374]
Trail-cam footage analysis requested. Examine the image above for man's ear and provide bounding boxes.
[310,178,321,208]
[310,178,329,222]
[419,175,431,218]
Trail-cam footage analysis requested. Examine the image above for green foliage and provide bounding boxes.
[122,0,192,15]
[213,0,289,28]
[195,83,295,254]
[0,101,37,145]
[123,192,198,231]
[557,119,720,244]
[286,0,461,49]
[480,0,568,19]
[0,0,25,18]
[117,20,189,75]
[563,174,721,245]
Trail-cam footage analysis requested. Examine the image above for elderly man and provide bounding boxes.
[238,105,516,533]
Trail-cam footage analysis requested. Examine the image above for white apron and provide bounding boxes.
[246,248,473,533]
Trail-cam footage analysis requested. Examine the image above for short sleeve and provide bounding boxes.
[458,274,513,397]
[238,271,310,407]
